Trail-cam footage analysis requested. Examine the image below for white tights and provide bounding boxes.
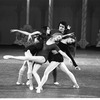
[38,62,79,89]
[32,63,42,86]
[38,61,60,88]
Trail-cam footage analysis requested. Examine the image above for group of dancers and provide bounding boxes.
[3,21,80,93]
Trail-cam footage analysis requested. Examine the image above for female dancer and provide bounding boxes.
[32,28,76,90]
[35,32,80,93]
[36,50,79,93]
[10,29,44,90]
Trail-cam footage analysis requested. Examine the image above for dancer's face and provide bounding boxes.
[53,35,62,41]
[58,24,65,33]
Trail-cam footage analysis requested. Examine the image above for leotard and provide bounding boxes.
[37,43,60,63]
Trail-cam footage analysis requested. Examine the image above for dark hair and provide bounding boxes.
[58,21,68,29]
[41,26,48,40]
[41,26,48,32]
[22,24,33,33]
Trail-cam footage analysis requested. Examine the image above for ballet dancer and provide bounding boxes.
[36,49,79,93]
[57,21,80,70]
[10,29,44,90]
[51,21,81,85]
[11,29,41,42]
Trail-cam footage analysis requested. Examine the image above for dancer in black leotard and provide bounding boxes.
[10,29,44,90]
[36,48,79,93]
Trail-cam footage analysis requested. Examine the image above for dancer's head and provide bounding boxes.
[42,26,50,35]
[58,21,67,33]
[58,21,71,35]
[41,26,51,40]
[52,33,62,42]
[22,24,33,32]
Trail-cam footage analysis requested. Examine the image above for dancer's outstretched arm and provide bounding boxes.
[11,29,31,36]
[28,31,42,41]
[62,32,74,38]
[11,29,41,36]
[58,50,71,62]
[11,29,42,41]
[31,31,42,36]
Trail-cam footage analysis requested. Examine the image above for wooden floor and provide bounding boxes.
[0,45,100,98]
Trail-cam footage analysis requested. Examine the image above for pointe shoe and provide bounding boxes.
[26,80,30,86]
[35,87,43,90]
[16,82,25,85]
[54,82,59,85]
[73,85,79,89]
[36,88,41,93]
[3,55,12,59]
[75,66,81,70]
[29,86,34,90]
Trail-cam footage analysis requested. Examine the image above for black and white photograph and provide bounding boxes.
[0,0,100,98]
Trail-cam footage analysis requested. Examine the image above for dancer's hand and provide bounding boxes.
[10,29,18,32]
[3,55,12,59]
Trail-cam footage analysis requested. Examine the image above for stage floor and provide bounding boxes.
[0,46,100,98]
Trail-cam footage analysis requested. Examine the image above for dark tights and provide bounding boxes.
[52,68,57,82]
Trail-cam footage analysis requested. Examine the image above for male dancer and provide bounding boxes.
[51,21,80,85]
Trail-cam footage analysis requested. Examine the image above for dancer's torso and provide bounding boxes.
[37,42,60,62]
[24,35,44,55]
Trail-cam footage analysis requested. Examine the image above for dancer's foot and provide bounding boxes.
[3,55,13,59]
[16,82,25,85]
[36,87,41,93]
[35,87,43,90]
[75,66,81,70]
[54,82,59,85]
[26,80,30,86]
[73,84,79,89]
[29,86,34,90]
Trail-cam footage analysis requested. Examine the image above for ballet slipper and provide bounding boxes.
[54,82,59,85]
[73,84,79,89]
[35,86,43,90]
[26,80,30,86]
[75,66,81,70]
[16,82,25,85]
[36,88,41,93]
[29,86,34,90]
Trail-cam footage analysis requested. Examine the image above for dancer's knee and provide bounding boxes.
[44,71,49,77]
[33,69,38,75]
[19,69,25,76]
[27,72,33,79]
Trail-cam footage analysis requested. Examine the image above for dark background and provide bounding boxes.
[0,0,100,47]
